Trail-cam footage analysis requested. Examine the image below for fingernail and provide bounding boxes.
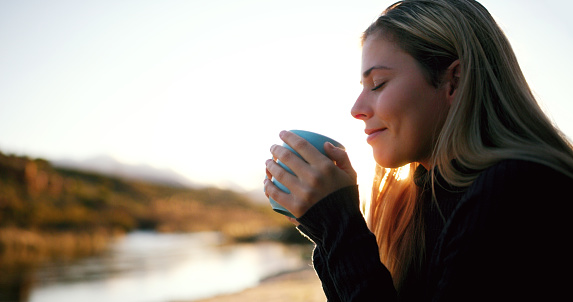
[279,130,287,138]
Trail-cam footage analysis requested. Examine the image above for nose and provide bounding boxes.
[351,90,371,120]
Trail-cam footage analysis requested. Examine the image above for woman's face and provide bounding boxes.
[351,36,452,169]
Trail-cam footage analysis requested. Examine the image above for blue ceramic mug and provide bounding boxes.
[268,130,344,218]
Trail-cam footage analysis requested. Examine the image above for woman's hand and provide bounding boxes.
[264,130,357,218]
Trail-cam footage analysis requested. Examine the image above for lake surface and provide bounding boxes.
[27,231,311,302]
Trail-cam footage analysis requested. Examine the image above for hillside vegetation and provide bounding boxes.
[0,151,291,265]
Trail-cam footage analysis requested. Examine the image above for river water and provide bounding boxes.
[27,231,311,302]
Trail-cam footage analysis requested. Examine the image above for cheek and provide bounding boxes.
[413,92,450,136]
[372,90,404,123]
[404,94,450,158]
[370,86,446,167]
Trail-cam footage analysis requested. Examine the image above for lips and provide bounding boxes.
[365,128,387,144]
[365,128,386,136]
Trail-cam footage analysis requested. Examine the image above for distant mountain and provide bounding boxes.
[52,155,198,188]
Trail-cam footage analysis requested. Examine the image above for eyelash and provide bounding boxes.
[371,82,385,91]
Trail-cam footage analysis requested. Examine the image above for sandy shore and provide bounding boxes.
[191,268,326,302]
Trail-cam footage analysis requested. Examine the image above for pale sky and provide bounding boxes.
[1,0,572,195]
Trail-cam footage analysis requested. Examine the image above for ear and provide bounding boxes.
[445,59,461,104]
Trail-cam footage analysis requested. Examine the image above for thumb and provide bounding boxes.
[324,142,357,180]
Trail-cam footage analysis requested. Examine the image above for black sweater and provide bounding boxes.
[296,160,572,301]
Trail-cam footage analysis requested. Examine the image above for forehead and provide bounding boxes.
[361,36,411,75]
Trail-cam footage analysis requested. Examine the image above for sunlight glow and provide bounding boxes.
[396,165,411,181]
[361,164,411,218]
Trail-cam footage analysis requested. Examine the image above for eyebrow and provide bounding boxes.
[362,65,392,79]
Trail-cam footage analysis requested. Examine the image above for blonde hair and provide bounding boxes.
[363,0,573,291]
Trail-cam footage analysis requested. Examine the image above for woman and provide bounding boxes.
[264,0,573,301]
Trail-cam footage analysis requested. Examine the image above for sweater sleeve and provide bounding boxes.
[296,224,342,301]
[427,160,572,302]
[297,185,397,301]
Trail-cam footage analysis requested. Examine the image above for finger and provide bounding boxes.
[274,133,332,181]
[263,177,293,206]
[265,158,298,194]
[279,130,329,165]
[269,144,308,176]
[265,164,272,180]
[324,142,357,180]
[264,173,271,199]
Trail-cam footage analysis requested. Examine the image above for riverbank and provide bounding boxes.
[191,267,325,302]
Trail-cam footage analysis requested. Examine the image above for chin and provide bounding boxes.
[373,153,406,169]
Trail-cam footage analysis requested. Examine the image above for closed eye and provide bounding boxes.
[371,82,385,91]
